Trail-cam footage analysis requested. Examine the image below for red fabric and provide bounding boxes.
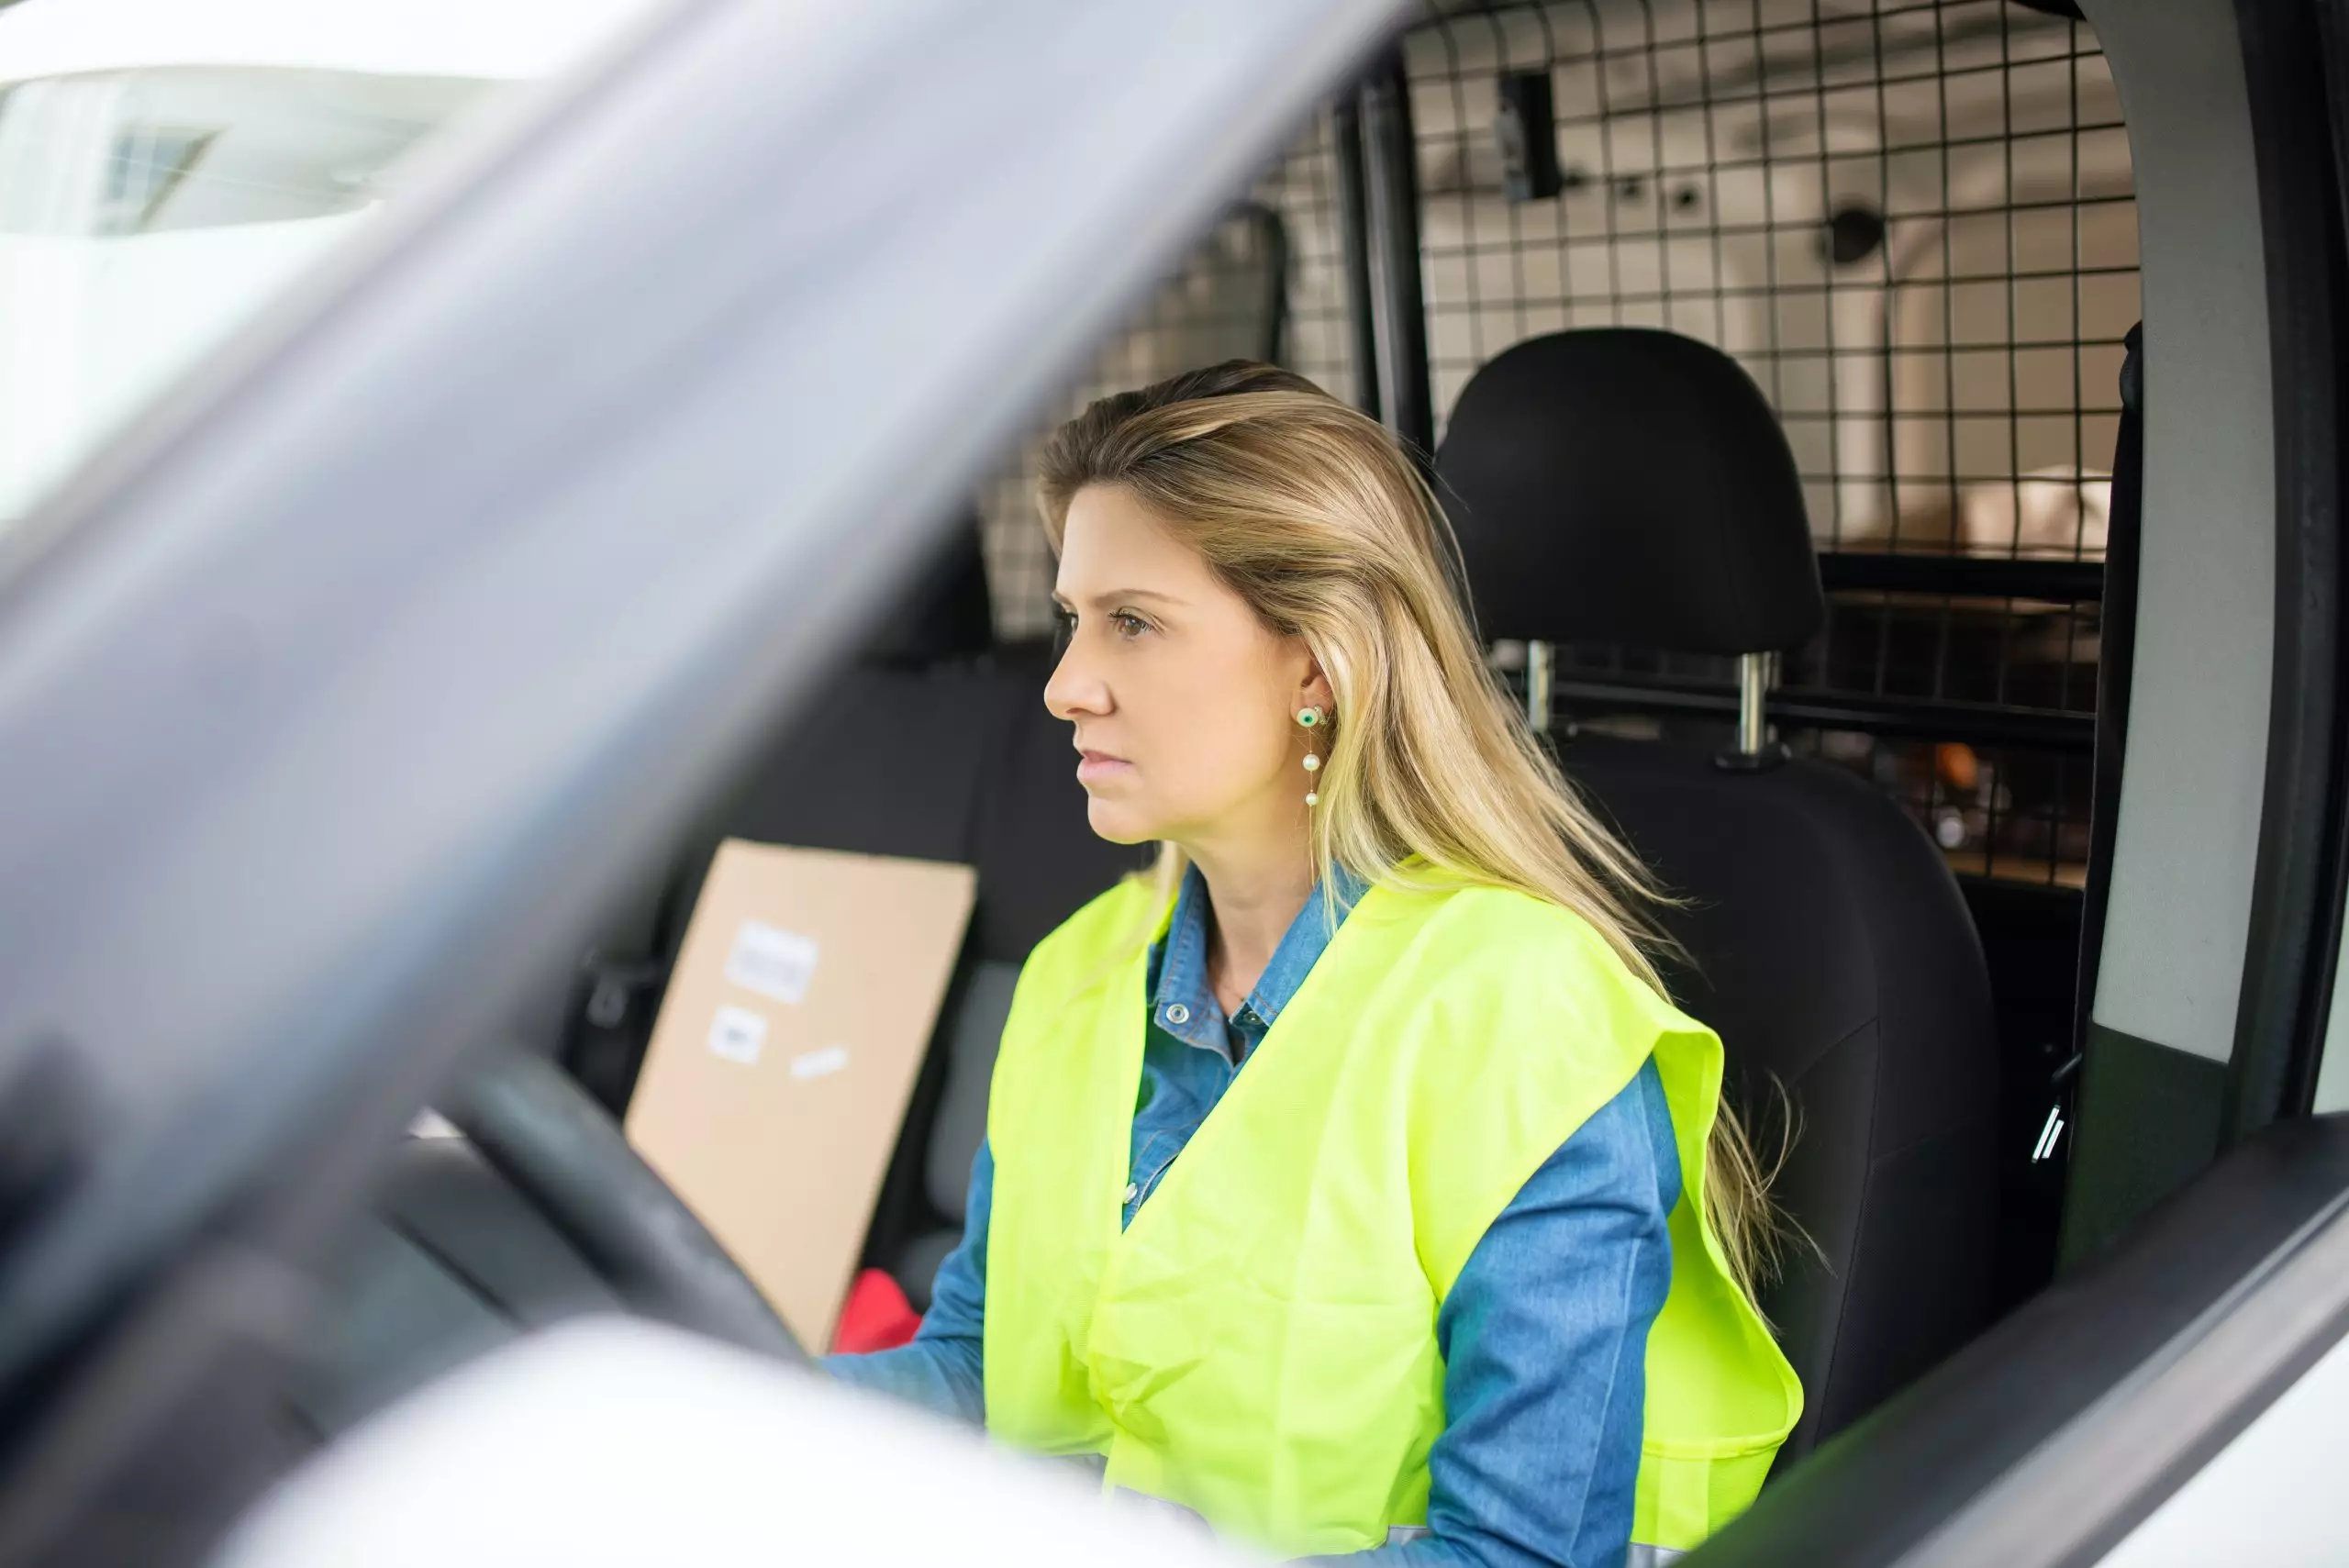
[829,1267,922,1354]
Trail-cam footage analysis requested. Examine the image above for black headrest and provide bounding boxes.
[1436,329,1826,655]
[863,512,995,666]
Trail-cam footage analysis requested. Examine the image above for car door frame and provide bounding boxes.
[0,0,1408,1560]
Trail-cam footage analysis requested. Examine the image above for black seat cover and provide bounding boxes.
[1438,329,2000,1459]
[1440,329,1825,656]
[862,512,996,670]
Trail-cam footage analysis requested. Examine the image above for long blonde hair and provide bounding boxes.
[1036,360,1788,1307]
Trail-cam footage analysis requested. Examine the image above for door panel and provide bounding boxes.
[1689,1117,2349,1568]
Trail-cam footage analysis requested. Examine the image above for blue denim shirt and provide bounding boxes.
[830,869,1680,1568]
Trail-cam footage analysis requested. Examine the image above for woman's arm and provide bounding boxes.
[822,1139,993,1425]
[1332,1059,1680,1568]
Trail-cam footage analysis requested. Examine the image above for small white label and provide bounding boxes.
[724,919,820,1004]
[707,1005,768,1064]
[790,1044,851,1080]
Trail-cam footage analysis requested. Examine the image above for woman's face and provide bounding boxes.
[1045,484,1329,849]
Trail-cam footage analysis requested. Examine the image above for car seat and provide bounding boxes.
[1436,328,2003,1461]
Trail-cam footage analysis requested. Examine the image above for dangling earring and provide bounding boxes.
[1297,706,1326,806]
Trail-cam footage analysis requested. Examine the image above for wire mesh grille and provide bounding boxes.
[978,123,1359,639]
[975,0,2128,885]
[1409,0,2128,884]
[1409,0,2130,533]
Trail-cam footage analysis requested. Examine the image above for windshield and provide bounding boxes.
[0,0,661,532]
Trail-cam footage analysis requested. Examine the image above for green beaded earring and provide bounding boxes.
[1297,706,1327,806]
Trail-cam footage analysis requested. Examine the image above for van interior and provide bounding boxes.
[291,0,2136,1461]
[3,1,2346,1563]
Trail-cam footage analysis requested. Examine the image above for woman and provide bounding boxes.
[829,362,1799,1568]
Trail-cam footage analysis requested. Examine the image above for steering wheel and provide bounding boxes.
[434,1050,808,1365]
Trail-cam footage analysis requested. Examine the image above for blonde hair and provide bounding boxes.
[1036,361,1789,1307]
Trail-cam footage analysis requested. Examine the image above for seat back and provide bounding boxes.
[1437,329,2001,1458]
[556,516,1134,1258]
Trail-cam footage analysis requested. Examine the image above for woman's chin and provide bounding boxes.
[1083,798,1159,847]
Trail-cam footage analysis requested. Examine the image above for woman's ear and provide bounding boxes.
[1300,655,1335,717]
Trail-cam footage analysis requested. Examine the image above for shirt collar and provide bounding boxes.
[1149,862,1369,1054]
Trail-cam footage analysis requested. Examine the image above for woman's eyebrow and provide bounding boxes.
[1056,587,1186,610]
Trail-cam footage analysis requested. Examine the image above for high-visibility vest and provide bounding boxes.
[984,874,1801,1559]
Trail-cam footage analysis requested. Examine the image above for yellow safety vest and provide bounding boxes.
[983,874,1800,1559]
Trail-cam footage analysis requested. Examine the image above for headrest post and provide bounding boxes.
[1737,651,1768,755]
[1525,639,1553,735]
[1717,651,1790,773]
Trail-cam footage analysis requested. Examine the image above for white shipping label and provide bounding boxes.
[790,1045,850,1080]
[707,1005,768,1065]
[723,919,819,1004]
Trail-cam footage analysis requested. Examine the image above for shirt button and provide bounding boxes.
[1165,1004,1190,1025]
[1123,1182,1140,1204]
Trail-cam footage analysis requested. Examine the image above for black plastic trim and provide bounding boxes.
[1232,200,1293,366]
[1553,674,2095,753]
[1358,50,1434,460]
[1815,552,2104,603]
[2223,0,2349,1145]
[2060,1022,2226,1268]
[1331,94,1383,420]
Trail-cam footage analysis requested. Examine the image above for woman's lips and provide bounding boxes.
[1075,750,1134,783]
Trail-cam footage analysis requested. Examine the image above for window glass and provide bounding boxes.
[0,0,659,531]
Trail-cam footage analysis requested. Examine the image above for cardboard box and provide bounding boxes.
[625,839,975,1349]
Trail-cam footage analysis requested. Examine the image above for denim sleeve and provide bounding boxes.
[1335,1060,1680,1568]
[821,1137,992,1426]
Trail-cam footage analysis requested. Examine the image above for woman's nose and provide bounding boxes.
[1043,639,1108,721]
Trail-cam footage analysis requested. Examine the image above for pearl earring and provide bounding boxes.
[1297,706,1326,806]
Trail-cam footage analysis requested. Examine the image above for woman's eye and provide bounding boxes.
[1050,606,1148,646]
